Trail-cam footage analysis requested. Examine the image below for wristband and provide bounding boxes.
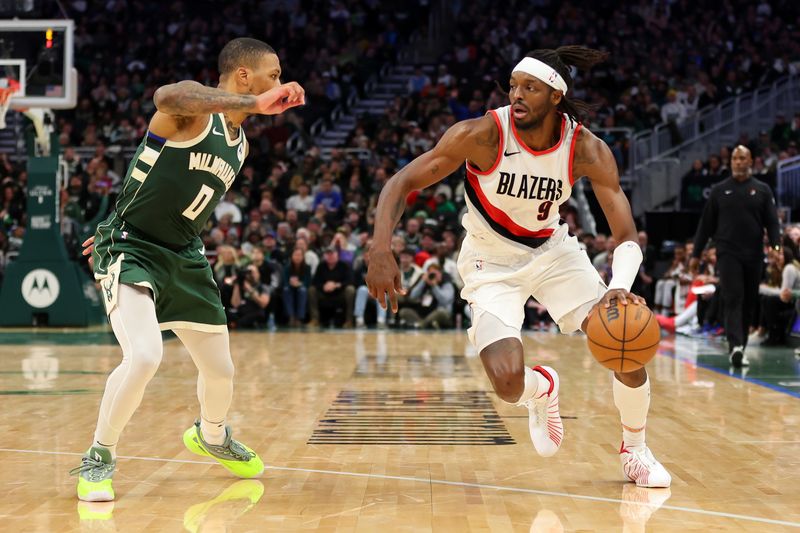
[607,241,643,291]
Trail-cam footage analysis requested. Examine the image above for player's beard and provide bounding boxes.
[513,106,550,131]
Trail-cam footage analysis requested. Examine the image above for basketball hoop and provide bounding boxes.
[0,78,21,129]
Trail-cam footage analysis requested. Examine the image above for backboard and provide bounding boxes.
[0,19,76,109]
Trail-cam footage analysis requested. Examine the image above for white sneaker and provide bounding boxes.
[355,317,366,329]
[729,346,749,367]
[521,366,563,457]
[620,444,672,488]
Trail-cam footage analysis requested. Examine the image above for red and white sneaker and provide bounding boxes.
[521,366,563,457]
[620,444,671,487]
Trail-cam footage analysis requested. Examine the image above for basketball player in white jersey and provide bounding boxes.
[367,46,670,487]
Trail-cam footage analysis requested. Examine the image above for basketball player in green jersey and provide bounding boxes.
[69,38,305,502]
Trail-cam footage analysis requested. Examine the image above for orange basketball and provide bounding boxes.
[585,299,661,372]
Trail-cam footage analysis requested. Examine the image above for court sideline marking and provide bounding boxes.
[658,339,800,399]
[1,447,798,528]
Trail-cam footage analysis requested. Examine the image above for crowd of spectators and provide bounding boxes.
[2,1,800,338]
[50,0,425,149]
[206,207,469,330]
[331,0,800,172]
[443,0,800,135]
[681,113,800,210]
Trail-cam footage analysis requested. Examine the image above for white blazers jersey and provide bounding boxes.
[462,106,582,251]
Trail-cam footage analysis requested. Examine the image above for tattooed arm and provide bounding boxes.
[154,81,258,116]
[149,80,305,140]
[366,115,498,310]
[154,80,304,116]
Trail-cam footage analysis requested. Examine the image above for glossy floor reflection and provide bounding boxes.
[1,329,798,532]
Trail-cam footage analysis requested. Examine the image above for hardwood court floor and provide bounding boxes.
[0,328,798,532]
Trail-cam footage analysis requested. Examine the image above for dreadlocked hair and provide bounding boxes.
[526,45,609,124]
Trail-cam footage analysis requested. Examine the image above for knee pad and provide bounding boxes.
[469,307,521,353]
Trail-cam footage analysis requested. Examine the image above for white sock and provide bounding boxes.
[94,441,116,460]
[200,417,226,445]
[613,375,650,450]
[514,366,551,405]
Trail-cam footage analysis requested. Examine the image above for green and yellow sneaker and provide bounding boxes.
[183,420,264,478]
[183,480,264,533]
[69,446,116,502]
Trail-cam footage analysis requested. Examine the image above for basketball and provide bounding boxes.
[585,299,661,372]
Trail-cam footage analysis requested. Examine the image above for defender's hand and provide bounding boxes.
[82,236,95,269]
[366,250,406,312]
[82,235,95,256]
[254,82,305,115]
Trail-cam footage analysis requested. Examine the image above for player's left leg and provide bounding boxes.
[613,368,670,487]
[174,328,264,478]
[535,230,670,487]
[575,314,670,488]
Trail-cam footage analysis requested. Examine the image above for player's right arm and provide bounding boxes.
[150,80,305,139]
[366,115,498,311]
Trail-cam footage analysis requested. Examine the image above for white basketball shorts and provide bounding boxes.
[457,224,606,350]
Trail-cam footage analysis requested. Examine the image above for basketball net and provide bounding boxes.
[0,78,21,129]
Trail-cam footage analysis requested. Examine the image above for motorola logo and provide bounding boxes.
[21,269,60,308]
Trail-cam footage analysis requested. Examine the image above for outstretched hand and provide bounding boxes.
[253,82,305,115]
[366,249,406,312]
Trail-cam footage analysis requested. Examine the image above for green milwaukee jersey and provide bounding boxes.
[113,113,247,248]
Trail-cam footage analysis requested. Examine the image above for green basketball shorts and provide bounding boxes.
[92,213,227,333]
